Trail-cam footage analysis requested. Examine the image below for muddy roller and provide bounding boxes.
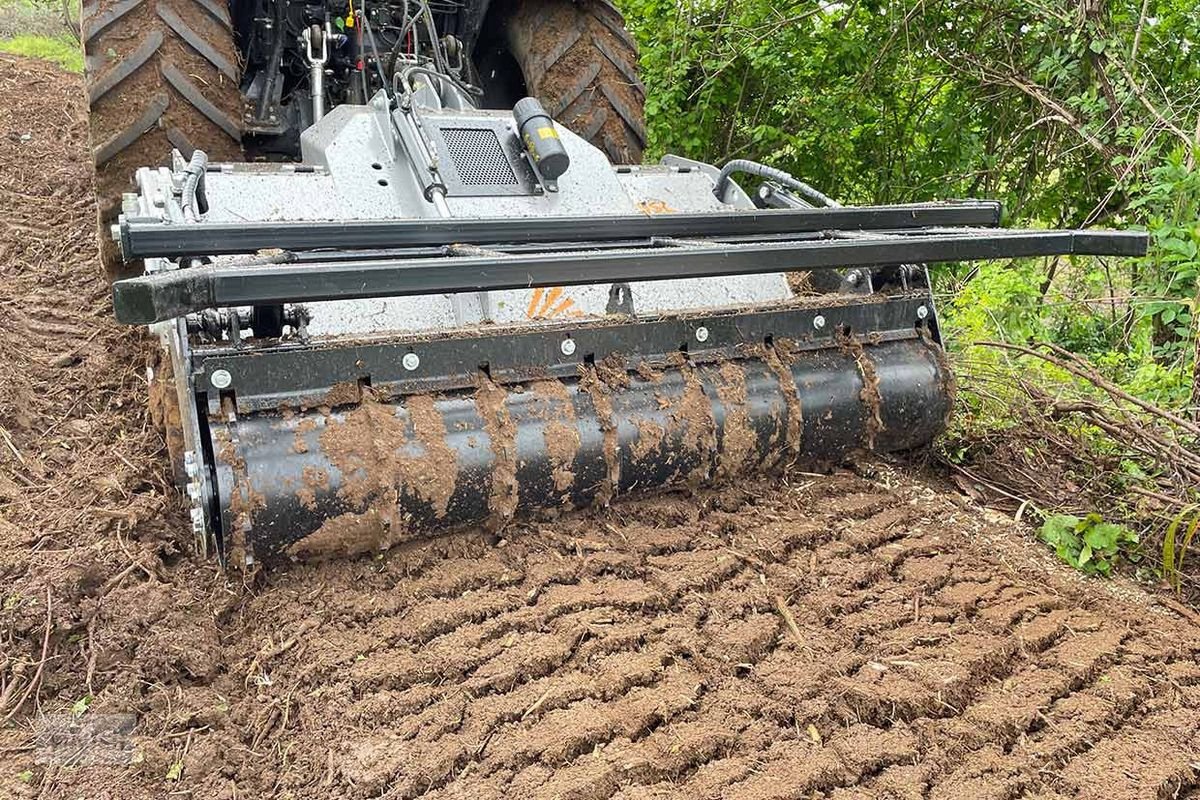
[103,35,1146,566]
[209,335,948,563]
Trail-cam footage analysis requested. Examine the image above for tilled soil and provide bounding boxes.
[2,56,1200,800]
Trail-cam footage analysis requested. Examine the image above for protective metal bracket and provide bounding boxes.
[112,227,1148,325]
[116,201,1007,259]
[192,294,937,414]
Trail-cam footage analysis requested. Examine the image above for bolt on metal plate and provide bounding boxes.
[402,352,420,371]
[694,326,709,343]
[560,337,576,356]
[210,369,232,389]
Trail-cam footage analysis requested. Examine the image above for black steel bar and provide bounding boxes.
[113,228,1148,324]
[117,201,1004,258]
[195,295,932,411]
[273,225,1082,264]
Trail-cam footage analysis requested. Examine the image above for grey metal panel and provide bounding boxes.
[618,164,749,213]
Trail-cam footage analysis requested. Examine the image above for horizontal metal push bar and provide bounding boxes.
[116,201,1005,259]
[113,227,1148,324]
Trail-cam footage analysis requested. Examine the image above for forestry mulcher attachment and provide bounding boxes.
[102,22,1146,567]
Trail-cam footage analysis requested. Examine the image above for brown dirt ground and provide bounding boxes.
[2,55,1200,800]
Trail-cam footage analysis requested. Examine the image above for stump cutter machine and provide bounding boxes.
[108,64,1147,567]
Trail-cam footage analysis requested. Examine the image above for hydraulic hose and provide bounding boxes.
[181,149,208,222]
[713,159,840,207]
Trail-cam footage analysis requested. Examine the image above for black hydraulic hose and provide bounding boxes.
[397,64,482,102]
[255,1,286,121]
[384,4,419,85]
[359,10,393,96]
[420,2,446,74]
[713,159,839,207]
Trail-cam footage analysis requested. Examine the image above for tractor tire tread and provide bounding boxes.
[544,60,600,119]
[591,32,643,92]
[87,28,162,104]
[83,0,145,42]
[161,60,241,140]
[508,0,646,164]
[191,0,231,28]
[94,90,169,165]
[156,3,237,80]
[166,125,195,157]
[577,104,608,141]
[83,0,242,275]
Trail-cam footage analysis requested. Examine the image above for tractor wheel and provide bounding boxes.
[82,0,243,272]
[505,0,646,165]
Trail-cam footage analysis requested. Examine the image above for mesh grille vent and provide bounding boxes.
[442,127,518,185]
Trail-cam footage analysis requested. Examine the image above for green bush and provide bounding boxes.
[618,0,1198,411]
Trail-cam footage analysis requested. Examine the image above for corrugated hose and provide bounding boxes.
[713,158,840,208]
[181,149,208,222]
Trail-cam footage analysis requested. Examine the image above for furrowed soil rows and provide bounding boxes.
[2,56,1200,799]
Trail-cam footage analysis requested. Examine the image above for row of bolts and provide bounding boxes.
[205,305,930,389]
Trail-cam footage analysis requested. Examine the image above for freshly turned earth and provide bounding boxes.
[1,54,1198,800]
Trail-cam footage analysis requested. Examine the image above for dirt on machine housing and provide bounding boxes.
[106,55,1146,567]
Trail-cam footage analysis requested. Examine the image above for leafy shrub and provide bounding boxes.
[1039,513,1139,576]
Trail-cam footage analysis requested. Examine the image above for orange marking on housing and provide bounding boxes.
[547,297,575,318]
[526,287,544,318]
[528,286,576,319]
[539,286,564,315]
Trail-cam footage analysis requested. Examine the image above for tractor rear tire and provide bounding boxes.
[506,0,647,165]
[82,0,243,272]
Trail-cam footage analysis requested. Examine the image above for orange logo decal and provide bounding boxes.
[526,286,584,319]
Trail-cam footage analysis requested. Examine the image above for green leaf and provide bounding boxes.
[165,761,184,782]
[1083,522,1122,552]
[1039,514,1080,546]
[1040,512,1136,577]
[1056,539,1079,565]
[71,695,92,717]
[16,771,33,784]
[1163,507,1187,587]
[1180,514,1200,576]
[1158,237,1197,258]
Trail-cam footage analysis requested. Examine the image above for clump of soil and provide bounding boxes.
[712,361,756,478]
[531,380,580,497]
[2,56,1200,800]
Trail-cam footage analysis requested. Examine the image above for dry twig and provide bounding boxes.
[1,587,52,723]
